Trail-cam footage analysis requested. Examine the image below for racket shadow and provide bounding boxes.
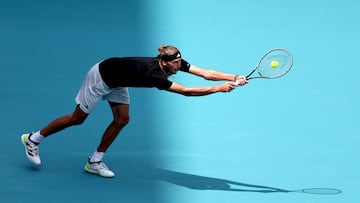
[152,168,341,195]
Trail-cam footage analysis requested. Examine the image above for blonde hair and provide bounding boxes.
[157,45,181,61]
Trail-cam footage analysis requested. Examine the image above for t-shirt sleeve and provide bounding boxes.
[156,79,173,90]
[180,59,191,72]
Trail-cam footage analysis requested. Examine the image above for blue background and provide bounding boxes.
[1,0,359,202]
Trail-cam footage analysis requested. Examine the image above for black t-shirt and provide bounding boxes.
[99,57,190,90]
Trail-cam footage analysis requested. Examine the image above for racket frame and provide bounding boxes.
[246,48,293,80]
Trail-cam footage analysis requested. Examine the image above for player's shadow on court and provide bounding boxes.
[152,168,289,193]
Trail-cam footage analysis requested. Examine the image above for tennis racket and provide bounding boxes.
[245,48,293,80]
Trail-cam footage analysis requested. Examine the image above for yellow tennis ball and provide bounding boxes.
[270,60,279,68]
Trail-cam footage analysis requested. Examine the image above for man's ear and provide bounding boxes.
[160,60,167,66]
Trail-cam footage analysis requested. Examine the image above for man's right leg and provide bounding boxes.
[21,105,88,165]
[40,105,88,137]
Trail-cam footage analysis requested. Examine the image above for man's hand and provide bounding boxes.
[233,76,248,86]
[218,82,237,92]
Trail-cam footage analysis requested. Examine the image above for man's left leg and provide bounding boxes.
[84,102,130,178]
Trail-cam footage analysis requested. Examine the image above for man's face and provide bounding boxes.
[164,58,182,75]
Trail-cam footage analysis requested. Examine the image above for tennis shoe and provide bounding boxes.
[84,159,115,178]
[21,133,41,165]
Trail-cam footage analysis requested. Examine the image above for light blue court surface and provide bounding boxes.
[1,0,359,202]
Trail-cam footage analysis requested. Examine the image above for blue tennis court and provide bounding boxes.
[1,0,359,202]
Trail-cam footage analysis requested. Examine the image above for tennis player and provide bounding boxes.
[21,45,248,178]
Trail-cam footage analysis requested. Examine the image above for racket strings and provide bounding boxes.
[257,49,293,78]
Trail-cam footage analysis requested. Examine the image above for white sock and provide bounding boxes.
[29,131,45,143]
[89,151,105,163]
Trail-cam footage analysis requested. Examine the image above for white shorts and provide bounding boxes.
[75,63,130,114]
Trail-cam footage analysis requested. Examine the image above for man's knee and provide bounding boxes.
[113,115,130,128]
[69,114,87,125]
[69,108,88,125]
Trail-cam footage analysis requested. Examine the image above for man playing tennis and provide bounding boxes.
[21,45,248,178]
